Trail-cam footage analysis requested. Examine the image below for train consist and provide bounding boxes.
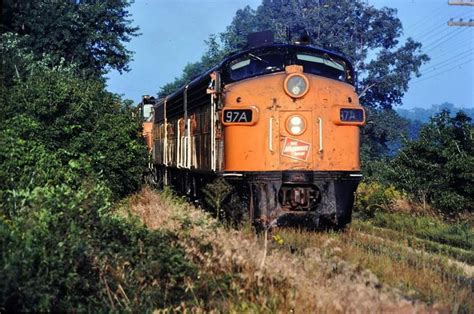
[138,36,365,228]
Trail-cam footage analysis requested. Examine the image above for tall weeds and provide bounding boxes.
[128,187,429,312]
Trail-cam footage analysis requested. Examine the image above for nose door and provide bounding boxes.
[279,110,313,170]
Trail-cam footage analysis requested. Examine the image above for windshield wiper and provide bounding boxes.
[323,53,345,70]
[248,53,269,64]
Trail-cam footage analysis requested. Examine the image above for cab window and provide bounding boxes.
[142,104,153,120]
[295,53,347,82]
[228,51,285,81]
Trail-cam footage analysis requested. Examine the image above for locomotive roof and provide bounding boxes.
[160,43,354,104]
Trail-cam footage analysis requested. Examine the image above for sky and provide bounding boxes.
[106,0,474,109]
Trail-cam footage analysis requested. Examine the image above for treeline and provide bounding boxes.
[396,103,474,140]
[398,103,474,123]
[0,1,197,311]
[361,110,473,217]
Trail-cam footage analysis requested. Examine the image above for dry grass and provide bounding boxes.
[276,226,473,312]
[125,187,434,312]
[352,220,474,266]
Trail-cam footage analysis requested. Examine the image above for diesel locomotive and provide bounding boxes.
[139,37,365,228]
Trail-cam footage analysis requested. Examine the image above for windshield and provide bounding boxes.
[224,46,353,84]
[228,50,285,81]
[295,53,347,81]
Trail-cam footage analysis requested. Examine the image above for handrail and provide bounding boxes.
[269,117,274,152]
[319,117,323,152]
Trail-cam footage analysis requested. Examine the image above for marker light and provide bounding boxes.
[287,115,306,135]
[284,74,309,98]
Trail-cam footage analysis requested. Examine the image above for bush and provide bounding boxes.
[0,168,196,311]
[388,110,473,217]
[0,45,191,311]
[2,51,147,199]
[354,181,402,218]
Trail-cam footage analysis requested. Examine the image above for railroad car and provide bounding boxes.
[139,36,365,228]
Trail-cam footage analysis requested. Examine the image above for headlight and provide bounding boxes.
[284,74,309,98]
[286,115,306,135]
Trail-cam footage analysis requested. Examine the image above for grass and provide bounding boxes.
[274,225,473,312]
[125,187,431,312]
[352,219,474,265]
[368,212,473,250]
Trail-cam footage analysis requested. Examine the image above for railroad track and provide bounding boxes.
[272,220,474,308]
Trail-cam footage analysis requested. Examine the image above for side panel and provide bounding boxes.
[142,121,153,151]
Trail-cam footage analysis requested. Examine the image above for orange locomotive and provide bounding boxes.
[139,40,365,228]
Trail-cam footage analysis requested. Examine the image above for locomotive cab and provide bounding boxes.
[139,95,155,152]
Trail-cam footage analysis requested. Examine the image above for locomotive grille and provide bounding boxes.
[279,185,321,211]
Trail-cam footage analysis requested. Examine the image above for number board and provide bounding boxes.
[340,108,364,122]
[223,109,253,124]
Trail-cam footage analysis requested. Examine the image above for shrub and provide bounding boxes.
[388,110,473,217]
[354,181,402,218]
[0,173,196,311]
[0,48,188,311]
[2,52,147,199]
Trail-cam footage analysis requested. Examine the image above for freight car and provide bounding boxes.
[139,36,365,229]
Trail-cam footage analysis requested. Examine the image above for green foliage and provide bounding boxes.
[388,110,474,216]
[0,180,195,311]
[0,57,193,310]
[0,16,186,310]
[1,41,147,199]
[354,182,402,218]
[65,105,147,198]
[0,120,96,215]
[0,33,37,89]
[202,178,233,218]
[361,108,410,160]
[202,178,247,226]
[1,0,139,76]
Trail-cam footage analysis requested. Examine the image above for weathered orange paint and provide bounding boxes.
[142,121,154,151]
[223,67,364,172]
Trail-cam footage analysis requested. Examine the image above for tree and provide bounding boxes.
[0,6,199,312]
[159,0,429,111]
[1,0,139,76]
[0,35,147,199]
[361,107,410,159]
[388,110,474,216]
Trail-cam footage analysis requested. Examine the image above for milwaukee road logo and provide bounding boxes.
[281,137,311,161]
